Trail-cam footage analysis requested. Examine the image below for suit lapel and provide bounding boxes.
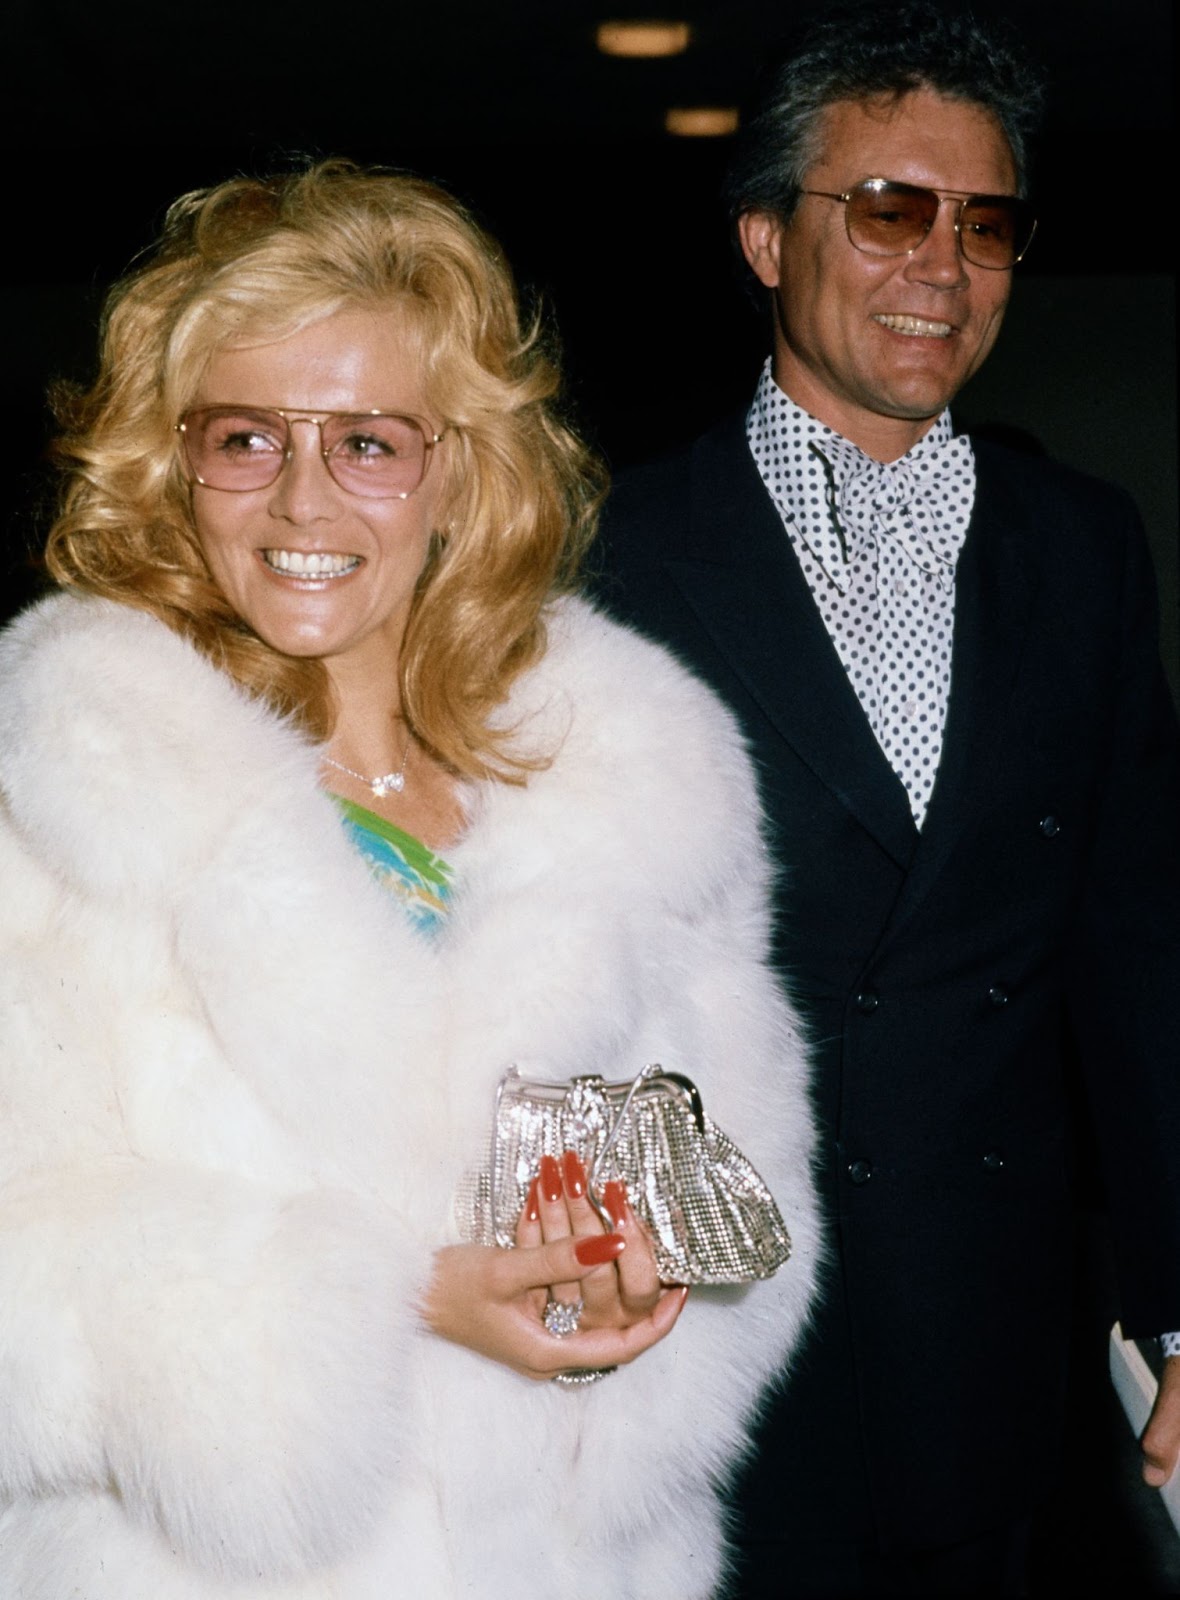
[667,417,918,869]
[876,441,1041,940]
[662,425,1040,922]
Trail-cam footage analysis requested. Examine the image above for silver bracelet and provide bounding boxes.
[552,1366,618,1388]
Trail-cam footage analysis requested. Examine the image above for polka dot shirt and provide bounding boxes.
[747,360,975,828]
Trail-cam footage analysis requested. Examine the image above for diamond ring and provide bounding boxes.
[542,1297,584,1338]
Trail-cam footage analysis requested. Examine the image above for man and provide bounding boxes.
[595,3,1180,1592]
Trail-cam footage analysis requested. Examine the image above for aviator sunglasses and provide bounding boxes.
[176,406,445,499]
[802,178,1037,270]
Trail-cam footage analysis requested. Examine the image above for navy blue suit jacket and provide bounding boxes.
[595,415,1180,1548]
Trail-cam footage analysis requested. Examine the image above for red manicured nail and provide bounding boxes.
[562,1149,587,1199]
[602,1180,628,1228]
[539,1154,563,1204]
[523,1177,540,1224]
[575,1233,625,1266]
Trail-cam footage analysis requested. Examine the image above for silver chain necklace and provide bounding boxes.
[321,730,412,798]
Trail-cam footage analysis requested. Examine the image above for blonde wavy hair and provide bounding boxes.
[46,159,604,780]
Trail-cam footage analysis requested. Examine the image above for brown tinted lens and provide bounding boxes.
[182,407,287,489]
[844,181,937,255]
[321,414,429,497]
[959,196,1035,267]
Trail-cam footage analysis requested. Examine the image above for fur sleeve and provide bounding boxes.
[436,602,824,1588]
[0,1160,421,1582]
[0,855,428,1585]
[0,924,429,1585]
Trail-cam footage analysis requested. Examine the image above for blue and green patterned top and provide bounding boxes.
[335,797,455,935]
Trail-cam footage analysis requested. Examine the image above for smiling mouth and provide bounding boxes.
[872,313,954,338]
[262,549,361,578]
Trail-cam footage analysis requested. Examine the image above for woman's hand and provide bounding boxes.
[516,1152,665,1330]
[420,1153,688,1381]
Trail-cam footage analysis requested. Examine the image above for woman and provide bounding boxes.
[0,161,819,1598]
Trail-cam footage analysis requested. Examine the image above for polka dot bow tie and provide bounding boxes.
[808,433,974,592]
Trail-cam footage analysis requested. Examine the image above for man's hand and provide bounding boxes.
[1141,1354,1180,1487]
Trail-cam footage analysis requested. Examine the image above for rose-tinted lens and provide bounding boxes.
[321,414,430,497]
[845,181,937,255]
[958,196,1035,268]
[183,407,287,489]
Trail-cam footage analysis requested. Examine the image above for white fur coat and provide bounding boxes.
[0,592,820,1599]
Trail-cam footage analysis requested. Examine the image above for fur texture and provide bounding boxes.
[0,593,820,1598]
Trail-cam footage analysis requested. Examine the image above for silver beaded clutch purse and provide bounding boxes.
[454,1063,793,1284]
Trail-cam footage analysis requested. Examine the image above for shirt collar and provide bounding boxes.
[746,359,969,592]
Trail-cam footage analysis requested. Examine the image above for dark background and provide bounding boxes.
[3,0,1178,1584]
[4,0,1177,665]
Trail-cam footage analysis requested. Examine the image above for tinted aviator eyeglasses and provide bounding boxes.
[176,406,445,499]
[802,178,1037,270]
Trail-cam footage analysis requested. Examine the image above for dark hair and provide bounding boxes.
[723,0,1046,234]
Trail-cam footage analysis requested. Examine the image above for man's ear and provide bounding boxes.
[738,211,784,288]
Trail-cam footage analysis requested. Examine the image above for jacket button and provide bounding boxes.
[982,1150,1005,1173]
[1039,815,1061,838]
[847,1159,873,1185]
[855,990,880,1014]
[988,985,1009,1008]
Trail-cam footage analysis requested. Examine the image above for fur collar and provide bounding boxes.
[0,591,760,915]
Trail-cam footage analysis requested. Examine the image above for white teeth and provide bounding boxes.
[873,313,953,338]
[263,550,360,577]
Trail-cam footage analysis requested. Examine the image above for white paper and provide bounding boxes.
[1109,1321,1180,1538]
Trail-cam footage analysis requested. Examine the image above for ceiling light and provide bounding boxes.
[596,20,691,58]
[664,106,740,137]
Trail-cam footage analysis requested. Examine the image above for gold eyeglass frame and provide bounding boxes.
[802,177,1037,270]
[176,406,447,499]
